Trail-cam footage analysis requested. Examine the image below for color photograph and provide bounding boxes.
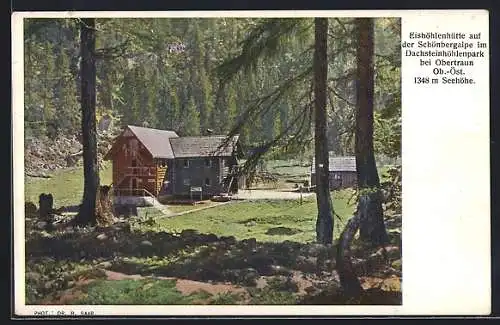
[22,16,401,306]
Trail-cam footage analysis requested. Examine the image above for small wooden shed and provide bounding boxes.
[310,156,357,190]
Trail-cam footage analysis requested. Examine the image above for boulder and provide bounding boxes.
[221,269,242,282]
[220,235,237,245]
[180,229,201,243]
[96,233,108,241]
[180,229,199,237]
[268,264,293,277]
[295,255,317,273]
[140,240,153,247]
[98,261,113,269]
[199,233,219,243]
[36,221,48,230]
[239,238,257,252]
[241,267,260,286]
[247,254,276,274]
[307,243,328,257]
[304,285,320,295]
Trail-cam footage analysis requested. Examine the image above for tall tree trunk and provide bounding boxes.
[76,18,99,226]
[102,62,114,112]
[314,18,334,245]
[355,18,389,246]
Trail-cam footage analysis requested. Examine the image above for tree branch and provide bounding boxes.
[94,40,130,59]
[328,86,355,107]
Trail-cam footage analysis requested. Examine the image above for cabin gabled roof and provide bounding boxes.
[104,125,240,160]
[169,135,240,158]
[127,125,179,158]
[104,125,179,160]
[311,156,357,174]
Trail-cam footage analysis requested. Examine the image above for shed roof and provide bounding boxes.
[169,135,240,158]
[311,156,357,174]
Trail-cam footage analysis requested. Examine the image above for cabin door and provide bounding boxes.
[331,173,342,190]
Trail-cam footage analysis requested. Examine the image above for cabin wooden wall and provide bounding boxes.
[337,171,357,189]
[111,134,155,195]
[310,171,357,190]
[171,157,225,197]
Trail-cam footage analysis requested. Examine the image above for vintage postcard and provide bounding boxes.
[12,10,490,317]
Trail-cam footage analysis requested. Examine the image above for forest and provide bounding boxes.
[24,17,400,160]
[23,17,402,307]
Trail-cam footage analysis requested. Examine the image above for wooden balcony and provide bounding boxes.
[125,166,156,177]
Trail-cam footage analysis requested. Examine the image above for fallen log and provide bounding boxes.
[67,150,83,157]
[334,213,402,304]
[26,173,52,179]
[336,213,364,298]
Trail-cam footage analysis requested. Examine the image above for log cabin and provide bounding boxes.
[310,156,357,190]
[103,125,242,203]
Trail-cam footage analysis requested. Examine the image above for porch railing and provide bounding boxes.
[114,187,156,198]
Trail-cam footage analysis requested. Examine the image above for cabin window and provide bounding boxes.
[334,173,341,180]
[160,160,166,167]
[183,178,191,186]
[205,178,211,186]
[183,159,190,168]
[205,158,212,167]
[131,159,137,167]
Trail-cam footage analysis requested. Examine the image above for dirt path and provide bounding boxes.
[40,268,401,305]
[232,189,315,201]
[104,270,247,296]
[167,201,234,217]
[42,270,248,305]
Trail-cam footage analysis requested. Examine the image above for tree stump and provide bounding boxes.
[96,185,115,226]
[38,193,54,223]
[25,201,38,218]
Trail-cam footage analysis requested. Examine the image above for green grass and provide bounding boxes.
[265,160,310,177]
[25,258,108,304]
[378,165,392,182]
[166,201,222,214]
[209,292,246,305]
[72,279,211,305]
[137,189,355,243]
[24,162,112,207]
[247,287,298,305]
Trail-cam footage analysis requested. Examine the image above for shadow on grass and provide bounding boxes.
[26,215,402,305]
[26,224,331,281]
